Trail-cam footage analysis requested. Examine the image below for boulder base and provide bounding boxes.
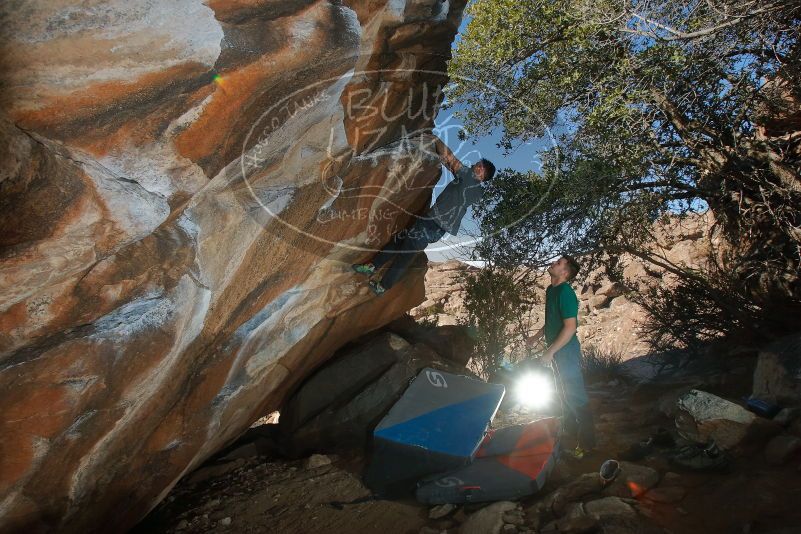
[0,0,467,531]
[676,390,759,449]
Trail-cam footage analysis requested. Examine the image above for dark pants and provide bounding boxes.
[372,218,446,289]
[552,337,596,449]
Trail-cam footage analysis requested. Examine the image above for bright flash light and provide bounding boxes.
[515,372,553,409]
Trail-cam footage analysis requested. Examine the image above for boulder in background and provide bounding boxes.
[675,389,780,450]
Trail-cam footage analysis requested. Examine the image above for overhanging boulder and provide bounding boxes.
[0,0,468,531]
[387,314,477,367]
[279,332,409,436]
[279,330,469,456]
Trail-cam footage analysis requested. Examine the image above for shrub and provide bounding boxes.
[460,266,537,380]
[579,345,626,383]
[449,0,801,352]
[630,250,765,353]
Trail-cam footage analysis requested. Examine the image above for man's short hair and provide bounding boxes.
[562,255,581,281]
[479,158,496,181]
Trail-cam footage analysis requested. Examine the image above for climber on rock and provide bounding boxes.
[525,255,596,459]
[352,133,496,295]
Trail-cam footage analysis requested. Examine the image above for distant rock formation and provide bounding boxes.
[411,213,714,359]
[0,1,466,531]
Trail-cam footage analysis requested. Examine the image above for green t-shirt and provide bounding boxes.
[544,282,579,346]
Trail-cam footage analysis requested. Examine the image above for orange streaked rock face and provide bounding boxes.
[0,0,466,531]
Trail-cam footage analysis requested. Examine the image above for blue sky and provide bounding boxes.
[424,103,554,262]
[424,15,554,262]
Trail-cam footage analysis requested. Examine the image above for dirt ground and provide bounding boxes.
[133,451,430,534]
[135,355,801,534]
[560,385,801,534]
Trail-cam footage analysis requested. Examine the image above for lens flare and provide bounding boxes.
[515,372,553,409]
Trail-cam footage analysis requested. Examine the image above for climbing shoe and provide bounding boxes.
[668,441,730,473]
[368,280,386,296]
[351,263,375,276]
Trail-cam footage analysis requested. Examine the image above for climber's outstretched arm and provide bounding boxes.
[424,134,463,175]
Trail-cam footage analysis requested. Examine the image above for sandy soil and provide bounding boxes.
[134,451,430,534]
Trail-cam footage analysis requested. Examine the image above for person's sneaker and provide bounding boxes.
[668,441,730,472]
[368,280,386,296]
[351,263,375,276]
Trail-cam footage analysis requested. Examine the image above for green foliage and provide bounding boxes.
[417,301,446,318]
[631,253,764,351]
[414,313,440,330]
[449,0,801,344]
[460,266,537,379]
